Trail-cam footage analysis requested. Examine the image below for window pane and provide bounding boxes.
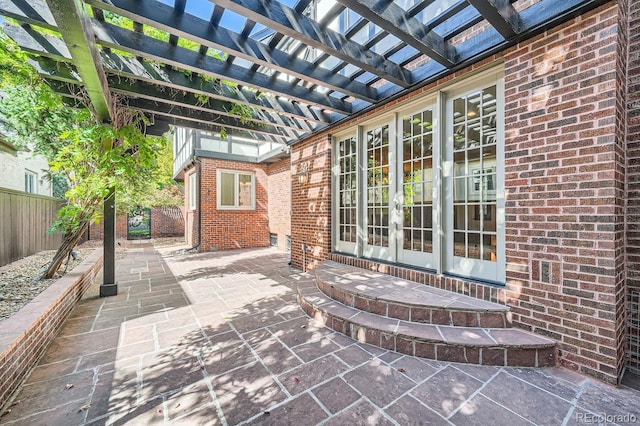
[220,172,235,206]
[238,174,252,207]
[451,84,498,263]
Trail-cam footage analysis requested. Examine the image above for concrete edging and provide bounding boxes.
[0,249,103,411]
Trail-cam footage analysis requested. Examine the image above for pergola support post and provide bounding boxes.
[100,188,118,297]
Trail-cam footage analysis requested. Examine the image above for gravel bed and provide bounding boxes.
[0,248,94,322]
[0,238,185,323]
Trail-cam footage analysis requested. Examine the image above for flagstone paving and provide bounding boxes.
[2,246,640,425]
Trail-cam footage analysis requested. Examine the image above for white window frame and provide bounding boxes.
[25,170,36,194]
[443,71,505,284]
[189,172,197,211]
[331,67,505,284]
[332,130,359,255]
[217,169,256,210]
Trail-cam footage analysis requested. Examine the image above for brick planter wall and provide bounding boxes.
[0,249,103,410]
[267,158,291,252]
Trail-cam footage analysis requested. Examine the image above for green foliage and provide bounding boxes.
[229,103,256,125]
[0,31,38,86]
[0,32,175,241]
[116,135,183,213]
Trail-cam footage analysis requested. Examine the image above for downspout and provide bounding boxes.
[302,243,306,273]
[193,156,202,251]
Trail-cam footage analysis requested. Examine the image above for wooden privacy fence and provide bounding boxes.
[0,188,63,267]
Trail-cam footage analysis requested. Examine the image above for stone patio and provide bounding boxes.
[2,245,640,425]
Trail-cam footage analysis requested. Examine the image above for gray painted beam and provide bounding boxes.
[125,98,287,141]
[335,0,455,67]
[0,12,332,127]
[467,0,520,39]
[40,44,324,130]
[2,23,71,62]
[0,0,57,31]
[85,0,378,102]
[156,116,256,136]
[91,19,353,115]
[106,76,305,135]
[100,53,326,129]
[109,84,296,139]
[122,98,287,143]
[44,0,116,298]
[45,0,112,122]
[29,57,81,83]
[212,0,413,88]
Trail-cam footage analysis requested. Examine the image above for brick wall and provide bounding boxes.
[626,0,640,369]
[503,2,624,383]
[627,1,640,286]
[199,158,269,252]
[88,215,128,240]
[291,135,333,271]
[267,158,291,251]
[89,207,185,240]
[0,249,103,411]
[289,1,627,383]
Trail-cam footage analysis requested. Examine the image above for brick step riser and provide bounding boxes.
[317,278,512,329]
[299,293,556,368]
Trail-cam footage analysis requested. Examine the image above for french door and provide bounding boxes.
[335,110,439,269]
[333,70,504,282]
[397,106,437,269]
[362,121,395,261]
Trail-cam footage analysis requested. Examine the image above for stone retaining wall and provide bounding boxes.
[0,249,103,411]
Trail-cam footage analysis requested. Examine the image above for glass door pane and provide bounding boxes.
[363,123,393,260]
[449,84,499,277]
[399,108,435,268]
[336,136,357,253]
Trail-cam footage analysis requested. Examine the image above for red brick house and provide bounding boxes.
[173,128,291,252]
[7,0,638,387]
[172,0,639,385]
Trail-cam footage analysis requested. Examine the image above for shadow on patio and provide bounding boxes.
[4,246,640,425]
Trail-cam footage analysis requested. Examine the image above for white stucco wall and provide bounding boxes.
[0,146,52,196]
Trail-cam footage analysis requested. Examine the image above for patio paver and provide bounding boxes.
[2,246,640,425]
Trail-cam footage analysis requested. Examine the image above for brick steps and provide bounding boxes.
[297,262,556,367]
[316,261,511,328]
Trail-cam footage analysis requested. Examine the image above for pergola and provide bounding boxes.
[0,0,606,294]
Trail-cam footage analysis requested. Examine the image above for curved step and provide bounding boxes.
[298,285,556,367]
[316,261,512,328]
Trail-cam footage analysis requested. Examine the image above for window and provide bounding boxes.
[189,172,197,211]
[217,170,255,210]
[448,85,500,279]
[335,135,358,253]
[24,170,36,194]
[332,70,504,283]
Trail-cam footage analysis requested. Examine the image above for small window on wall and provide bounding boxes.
[25,170,36,194]
[217,170,255,210]
[189,172,197,211]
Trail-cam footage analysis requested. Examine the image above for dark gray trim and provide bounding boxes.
[85,0,378,102]
[335,0,455,66]
[45,0,112,122]
[213,0,413,88]
[92,19,353,114]
[466,0,520,39]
